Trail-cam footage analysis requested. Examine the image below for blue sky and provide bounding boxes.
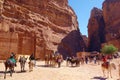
[68,0,104,36]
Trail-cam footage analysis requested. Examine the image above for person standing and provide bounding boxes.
[29,53,36,66]
[85,56,88,64]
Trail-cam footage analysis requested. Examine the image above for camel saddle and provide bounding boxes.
[102,62,109,69]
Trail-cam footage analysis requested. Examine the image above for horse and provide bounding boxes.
[19,56,27,72]
[4,59,16,79]
[101,62,116,78]
[66,57,80,67]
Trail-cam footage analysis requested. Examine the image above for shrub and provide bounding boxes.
[101,44,118,55]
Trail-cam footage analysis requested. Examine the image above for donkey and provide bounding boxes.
[19,56,27,72]
[4,59,16,79]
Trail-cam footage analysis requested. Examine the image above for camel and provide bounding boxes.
[45,53,54,66]
[45,53,63,67]
[101,63,116,78]
[118,64,120,80]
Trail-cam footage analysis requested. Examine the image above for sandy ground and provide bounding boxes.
[0,58,120,80]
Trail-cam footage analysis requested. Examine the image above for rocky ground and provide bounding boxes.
[0,58,120,80]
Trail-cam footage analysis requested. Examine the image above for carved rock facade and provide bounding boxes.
[0,0,86,59]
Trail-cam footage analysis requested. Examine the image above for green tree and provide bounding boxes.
[101,44,118,55]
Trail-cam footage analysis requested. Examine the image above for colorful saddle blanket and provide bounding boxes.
[9,58,16,64]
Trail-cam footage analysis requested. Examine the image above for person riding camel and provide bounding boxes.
[102,55,109,68]
[9,52,17,66]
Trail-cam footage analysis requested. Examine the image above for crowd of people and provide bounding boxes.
[66,52,119,67]
[8,51,119,67]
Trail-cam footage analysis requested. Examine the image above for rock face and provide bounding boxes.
[88,0,120,51]
[88,7,105,52]
[58,30,86,58]
[103,0,120,41]
[82,35,88,50]
[102,0,120,50]
[0,0,85,59]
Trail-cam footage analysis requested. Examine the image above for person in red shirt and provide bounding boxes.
[102,55,109,68]
[102,55,107,63]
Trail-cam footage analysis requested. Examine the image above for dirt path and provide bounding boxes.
[0,58,120,80]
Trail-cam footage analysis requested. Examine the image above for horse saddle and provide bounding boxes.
[9,58,16,64]
[102,62,109,68]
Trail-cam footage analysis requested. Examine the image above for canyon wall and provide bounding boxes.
[88,0,120,52]
[88,7,105,52]
[0,0,86,59]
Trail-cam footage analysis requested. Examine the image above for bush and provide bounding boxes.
[101,44,118,55]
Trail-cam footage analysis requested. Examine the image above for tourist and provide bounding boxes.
[9,52,17,66]
[85,56,88,64]
[29,53,36,67]
[29,53,35,61]
[93,56,97,64]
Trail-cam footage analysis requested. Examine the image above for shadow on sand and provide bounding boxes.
[0,71,4,73]
[91,76,107,80]
[15,70,27,73]
[36,65,59,68]
[0,70,27,74]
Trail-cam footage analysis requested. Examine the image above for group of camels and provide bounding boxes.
[44,52,63,67]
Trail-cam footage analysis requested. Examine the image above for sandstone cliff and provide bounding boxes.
[88,7,105,52]
[103,0,120,41]
[102,0,120,50]
[88,0,120,51]
[82,35,88,50]
[0,0,85,59]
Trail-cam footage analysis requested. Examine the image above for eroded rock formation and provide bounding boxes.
[0,0,85,59]
[102,0,120,50]
[88,7,105,52]
[82,35,88,50]
[88,0,120,51]
[103,0,120,41]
